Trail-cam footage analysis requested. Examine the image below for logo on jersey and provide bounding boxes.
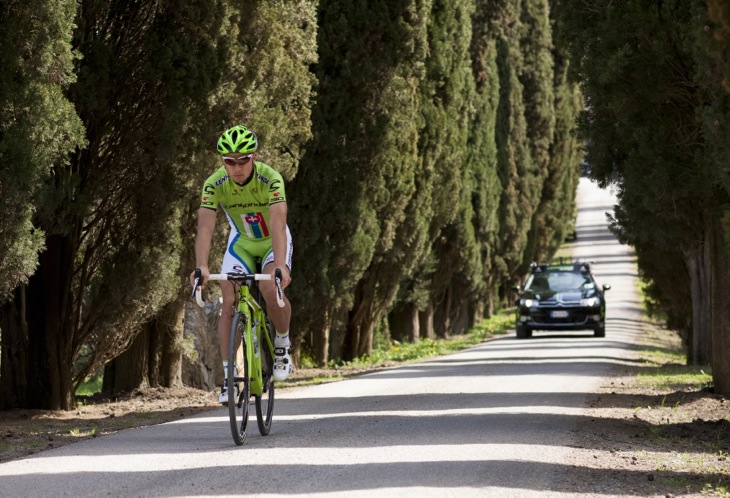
[242,212,270,238]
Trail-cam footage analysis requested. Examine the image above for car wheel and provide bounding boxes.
[593,324,605,337]
[516,326,532,339]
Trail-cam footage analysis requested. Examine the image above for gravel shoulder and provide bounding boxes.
[564,327,730,497]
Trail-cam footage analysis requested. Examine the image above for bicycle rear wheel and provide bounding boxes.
[255,318,275,435]
[228,312,250,446]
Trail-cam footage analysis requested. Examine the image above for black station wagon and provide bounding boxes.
[515,261,611,339]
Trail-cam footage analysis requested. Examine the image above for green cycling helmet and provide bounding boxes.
[217,125,258,154]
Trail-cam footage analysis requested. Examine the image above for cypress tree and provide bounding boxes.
[1,0,229,409]
[693,0,730,393]
[490,0,537,291]
[389,0,478,342]
[107,0,318,392]
[0,0,85,408]
[517,0,557,270]
[558,1,729,373]
[210,0,318,180]
[289,0,429,363]
[467,0,502,318]
[530,8,582,261]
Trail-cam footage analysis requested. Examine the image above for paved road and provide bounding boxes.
[0,178,642,497]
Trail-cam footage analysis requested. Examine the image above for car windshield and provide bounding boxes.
[527,271,595,292]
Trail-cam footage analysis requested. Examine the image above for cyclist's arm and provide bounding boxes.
[269,201,291,289]
[193,207,217,287]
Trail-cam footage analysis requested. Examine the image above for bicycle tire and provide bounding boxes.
[255,317,276,435]
[228,312,250,446]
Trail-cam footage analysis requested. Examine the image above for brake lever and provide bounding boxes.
[192,268,205,307]
[274,268,285,308]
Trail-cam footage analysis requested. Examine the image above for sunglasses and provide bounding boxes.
[222,154,253,166]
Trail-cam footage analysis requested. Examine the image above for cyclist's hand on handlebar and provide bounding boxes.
[272,266,291,290]
[189,266,210,290]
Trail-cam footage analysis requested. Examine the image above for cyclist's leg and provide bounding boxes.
[261,226,293,381]
[260,225,293,334]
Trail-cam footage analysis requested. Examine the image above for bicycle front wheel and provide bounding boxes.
[228,312,250,446]
[255,318,275,435]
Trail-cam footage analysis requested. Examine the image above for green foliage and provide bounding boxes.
[0,0,86,299]
[695,0,730,200]
[468,1,504,315]
[517,0,556,270]
[409,0,481,331]
[557,0,730,357]
[0,0,586,402]
[211,0,318,180]
[524,4,582,266]
[75,370,103,397]
[491,0,540,285]
[61,0,231,384]
[290,0,430,360]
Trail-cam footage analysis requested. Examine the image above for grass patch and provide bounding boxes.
[636,365,713,391]
[68,427,99,438]
[330,309,514,370]
[635,341,713,392]
[75,370,103,397]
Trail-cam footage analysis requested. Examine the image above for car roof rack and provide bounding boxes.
[530,258,593,273]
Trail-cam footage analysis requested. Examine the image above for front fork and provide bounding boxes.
[240,310,263,397]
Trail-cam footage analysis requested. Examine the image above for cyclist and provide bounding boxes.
[190,125,293,404]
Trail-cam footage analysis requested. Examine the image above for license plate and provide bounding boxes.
[550,310,569,318]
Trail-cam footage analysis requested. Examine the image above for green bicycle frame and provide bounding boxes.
[236,284,275,396]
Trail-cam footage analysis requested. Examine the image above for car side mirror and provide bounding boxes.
[512,285,521,293]
[603,284,611,291]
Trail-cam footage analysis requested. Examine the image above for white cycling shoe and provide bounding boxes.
[218,382,238,405]
[273,337,293,381]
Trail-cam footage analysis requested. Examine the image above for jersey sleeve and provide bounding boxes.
[267,172,286,205]
[200,180,219,210]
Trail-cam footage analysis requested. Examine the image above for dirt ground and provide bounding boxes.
[1,338,728,497]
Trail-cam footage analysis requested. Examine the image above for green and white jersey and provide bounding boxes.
[200,162,286,241]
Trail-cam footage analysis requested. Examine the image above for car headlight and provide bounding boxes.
[521,298,535,308]
[580,297,599,307]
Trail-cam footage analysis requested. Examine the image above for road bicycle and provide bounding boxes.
[192,265,284,445]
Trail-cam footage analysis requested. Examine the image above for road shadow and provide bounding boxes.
[0,459,724,497]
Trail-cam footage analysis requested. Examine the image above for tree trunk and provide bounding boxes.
[451,298,470,335]
[0,287,29,409]
[103,297,188,395]
[357,318,374,358]
[406,303,419,343]
[343,281,374,360]
[342,318,360,362]
[389,303,419,343]
[686,234,713,365]
[471,299,484,329]
[182,298,220,391]
[711,212,730,395]
[434,287,452,338]
[0,234,78,411]
[103,327,151,394]
[158,300,185,388]
[419,301,435,340]
[313,310,330,367]
[25,234,75,410]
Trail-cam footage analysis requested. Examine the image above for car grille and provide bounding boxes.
[530,308,588,324]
